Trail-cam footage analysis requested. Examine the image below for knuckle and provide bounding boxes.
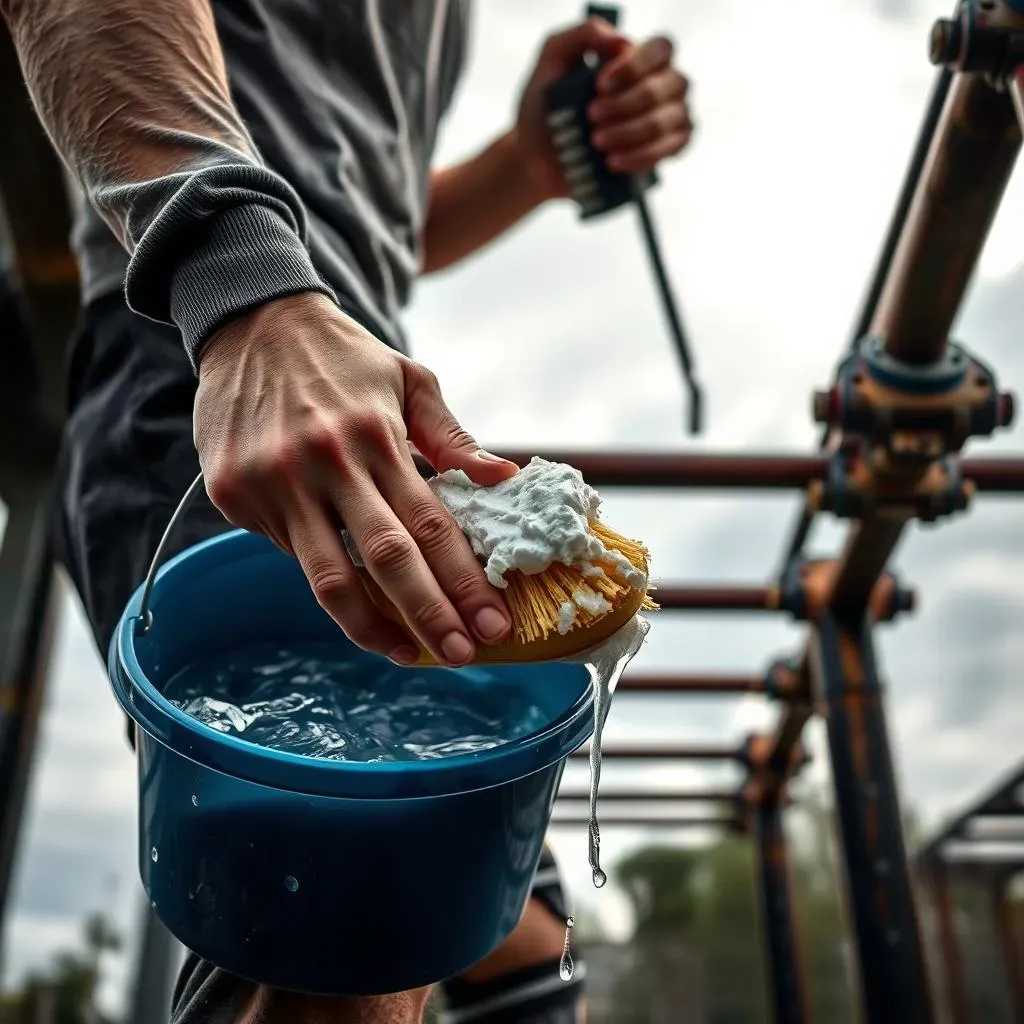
[407,501,457,550]
[440,420,477,453]
[411,362,442,395]
[344,405,388,441]
[445,569,487,605]
[407,597,450,632]
[262,442,304,483]
[362,528,416,574]
[641,78,661,105]
[656,34,675,57]
[308,565,354,607]
[205,468,243,513]
[304,417,340,456]
[658,106,680,131]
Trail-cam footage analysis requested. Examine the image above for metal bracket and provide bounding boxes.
[762,655,805,701]
[931,1,1024,82]
[813,336,1012,458]
[778,557,915,623]
[816,445,972,523]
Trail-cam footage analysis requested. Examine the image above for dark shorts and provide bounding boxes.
[53,294,585,1023]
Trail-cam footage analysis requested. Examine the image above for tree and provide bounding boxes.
[1,912,121,1024]
[616,845,701,937]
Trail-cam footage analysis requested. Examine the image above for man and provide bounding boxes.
[1,1,694,1021]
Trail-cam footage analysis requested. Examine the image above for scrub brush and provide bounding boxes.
[354,457,658,665]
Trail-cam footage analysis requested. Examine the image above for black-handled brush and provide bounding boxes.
[544,3,703,435]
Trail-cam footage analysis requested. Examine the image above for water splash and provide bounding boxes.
[150,847,158,863]
[284,875,299,893]
[559,916,575,981]
[579,616,649,890]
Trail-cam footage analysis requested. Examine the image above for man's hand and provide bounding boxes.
[194,292,520,667]
[514,17,694,202]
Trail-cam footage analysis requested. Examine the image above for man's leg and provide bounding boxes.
[439,846,585,1024]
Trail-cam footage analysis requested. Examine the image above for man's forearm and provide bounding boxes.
[1,0,333,366]
[421,130,549,275]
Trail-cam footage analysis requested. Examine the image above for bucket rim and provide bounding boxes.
[110,530,595,801]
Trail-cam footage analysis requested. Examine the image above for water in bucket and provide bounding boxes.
[163,640,550,762]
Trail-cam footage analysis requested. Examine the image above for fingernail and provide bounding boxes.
[598,74,617,95]
[390,646,419,666]
[474,607,509,642]
[587,101,604,122]
[476,451,517,466]
[591,131,608,150]
[441,632,474,665]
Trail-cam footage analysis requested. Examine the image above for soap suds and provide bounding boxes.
[427,457,645,631]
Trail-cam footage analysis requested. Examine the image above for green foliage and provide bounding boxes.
[589,789,858,1023]
[617,845,702,937]
[584,788,1024,1023]
[0,912,121,1024]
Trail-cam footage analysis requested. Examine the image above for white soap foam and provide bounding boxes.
[427,457,646,633]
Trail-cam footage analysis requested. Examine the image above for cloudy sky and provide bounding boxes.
[6,0,1024,1015]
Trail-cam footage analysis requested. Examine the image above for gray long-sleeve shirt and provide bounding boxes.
[71,0,470,367]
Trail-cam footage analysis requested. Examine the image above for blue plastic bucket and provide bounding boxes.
[108,528,594,996]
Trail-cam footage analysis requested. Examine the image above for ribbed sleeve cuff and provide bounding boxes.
[168,204,336,370]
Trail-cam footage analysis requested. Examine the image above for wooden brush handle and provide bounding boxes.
[356,568,646,666]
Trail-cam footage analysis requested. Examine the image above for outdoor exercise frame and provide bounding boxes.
[4,2,1024,1022]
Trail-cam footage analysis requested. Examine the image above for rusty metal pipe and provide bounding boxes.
[570,744,740,761]
[415,450,1024,495]
[873,72,1021,365]
[828,518,907,625]
[963,457,1024,491]
[491,451,827,489]
[656,585,778,612]
[557,789,736,802]
[548,815,738,829]
[618,673,766,694]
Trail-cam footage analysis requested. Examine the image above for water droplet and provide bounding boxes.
[284,875,299,893]
[150,847,158,863]
[559,916,575,981]
[592,867,607,888]
[191,795,199,807]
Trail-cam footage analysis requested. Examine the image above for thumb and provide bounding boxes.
[403,364,519,485]
[536,17,629,77]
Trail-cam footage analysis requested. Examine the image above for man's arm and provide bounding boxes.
[3,0,523,681]
[0,0,334,366]
[421,18,692,276]
[421,130,548,275]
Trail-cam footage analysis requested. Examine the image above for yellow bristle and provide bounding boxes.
[503,519,659,643]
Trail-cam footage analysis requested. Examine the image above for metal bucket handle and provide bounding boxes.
[136,471,206,636]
